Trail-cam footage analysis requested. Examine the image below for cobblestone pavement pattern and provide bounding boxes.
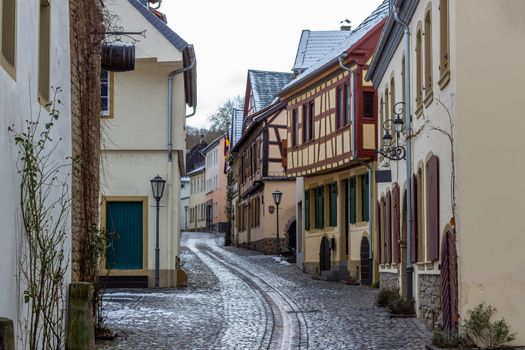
[97,232,430,350]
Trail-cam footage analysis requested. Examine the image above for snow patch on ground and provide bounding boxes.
[271,256,290,265]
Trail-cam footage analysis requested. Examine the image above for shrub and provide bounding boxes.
[371,281,380,289]
[431,330,470,349]
[463,304,516,349]
[376,288,399,308]
[386,295,415,315]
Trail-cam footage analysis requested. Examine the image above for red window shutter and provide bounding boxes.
[282,139,288,169]
[427,155,440,261]
[386,192,392,264]
[392,185,401,264]
[412,174,418,263]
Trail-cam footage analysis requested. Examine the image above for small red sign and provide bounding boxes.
[268,205,275,214]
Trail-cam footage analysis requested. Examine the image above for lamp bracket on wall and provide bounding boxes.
[96,26,147,44]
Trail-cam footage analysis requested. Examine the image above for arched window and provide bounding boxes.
[416,25,423,113]
[1,0,17,77]
[385,87,390,120]
[392,184,400,264]
[424,8,433,104]
[426,155,440,261]
[439,0,450,88]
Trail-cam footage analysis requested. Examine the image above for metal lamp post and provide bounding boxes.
[150,175,166,288]
[272,190,283,255]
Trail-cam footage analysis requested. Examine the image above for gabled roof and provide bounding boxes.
[278,0,390,96]
[247,70,295,112]
[293,30,353,74]
[202,134,225,154]
[186,141,208,173]
[186,165,205,177]
[127,0,188,52]
[365,0,420,87]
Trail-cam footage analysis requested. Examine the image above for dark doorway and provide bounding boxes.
[441,228,458,332]
[360,236,371,286]
[319,237,331,272]
[287,220,296,252]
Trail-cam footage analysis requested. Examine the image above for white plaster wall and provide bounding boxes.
[181,177,190,230]
[295,177,305,268]
[375,0,456,309]
[0,0,71,336]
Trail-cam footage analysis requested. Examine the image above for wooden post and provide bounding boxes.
[0,318,15,350]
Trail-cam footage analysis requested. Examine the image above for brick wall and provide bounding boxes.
[69,0,104,281]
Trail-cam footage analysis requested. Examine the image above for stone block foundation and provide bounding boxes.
[417,273,441,330]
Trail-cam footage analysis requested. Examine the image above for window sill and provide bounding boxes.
[0,57,16,81]
[38,94,51,112]
[424,90,434,107]
[415,104,424,118]
[438,69,451,90]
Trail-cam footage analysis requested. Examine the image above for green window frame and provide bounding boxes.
[349,177,356,224]
[304,190,310,230]
[361,174,369,221]
[315,186,324,229]
[329,183,337,226]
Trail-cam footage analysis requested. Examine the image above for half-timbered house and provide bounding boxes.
[278,1,389,282]
[231,70,296,254]
[366,0,525,343]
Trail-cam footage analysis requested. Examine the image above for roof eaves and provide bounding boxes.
[127,0,189,52]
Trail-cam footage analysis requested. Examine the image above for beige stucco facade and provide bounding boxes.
[368,0,525,343]
[100,0,193,287]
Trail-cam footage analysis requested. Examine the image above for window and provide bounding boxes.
[314,186,324,229]
[439,0,450,88]
[361,174,369,221]
[424,8,433,103]
[390,77,396,116]
[1,0,16,77]
[329,183,337,226]
[336,86,344,129]
[38,0,51,104]
[349,177,356,224]
[302,101,315,142]
[304,190,310,230]
[384,87,390,119]
[309,100,315,139]
[291,109,298,146]
[101,70,111,117]
[415,25,423,112]
[344,83,351,125]
[363,91,374,118]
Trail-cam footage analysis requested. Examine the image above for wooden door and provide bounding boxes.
[360,236,371,286]
[105,201,143,270]
[441,228,458,331]
[319,237,331,272]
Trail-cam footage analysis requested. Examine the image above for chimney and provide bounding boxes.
[200,134,205,144]
[340,19,352,31]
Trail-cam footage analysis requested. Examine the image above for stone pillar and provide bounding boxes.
[0,318,14,350]
[66,282,95,350]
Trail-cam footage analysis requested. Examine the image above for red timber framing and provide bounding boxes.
[282,19,385,177]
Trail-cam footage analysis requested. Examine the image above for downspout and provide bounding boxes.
[394,6,414,300]
[168,57,196,162]
[339,55,374,281]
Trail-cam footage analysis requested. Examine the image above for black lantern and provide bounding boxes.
[150,175,166,202]
[272,190,283,206]
[393,115,404,133]
[382,131,392,148]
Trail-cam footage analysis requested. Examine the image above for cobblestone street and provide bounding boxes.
[97,232,430,350]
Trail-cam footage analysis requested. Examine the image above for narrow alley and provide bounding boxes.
[98,232,430,350]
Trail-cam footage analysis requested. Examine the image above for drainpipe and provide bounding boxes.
[167,57,196,162]
[339,55,374,282]
[394,6,414,300]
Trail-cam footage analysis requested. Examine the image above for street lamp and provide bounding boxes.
[150,175,166,288]
[272,190,283,255]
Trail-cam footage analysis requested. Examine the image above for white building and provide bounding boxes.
[100,0,196,288]
[0,0,72,338]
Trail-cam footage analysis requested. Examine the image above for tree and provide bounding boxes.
[208,95,244,133]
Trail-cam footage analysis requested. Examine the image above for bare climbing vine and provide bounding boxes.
[10,89,70,350]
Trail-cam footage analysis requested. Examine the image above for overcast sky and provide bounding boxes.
[162,0,384,128]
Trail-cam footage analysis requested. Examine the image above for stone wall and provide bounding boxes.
[69,0,104,281]
[418,273,441,330]
[380,272,399,290]
[237,238,286,255]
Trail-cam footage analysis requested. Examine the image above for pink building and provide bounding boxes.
[203,135,228,232]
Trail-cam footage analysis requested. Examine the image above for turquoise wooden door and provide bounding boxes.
[105,201,144,270]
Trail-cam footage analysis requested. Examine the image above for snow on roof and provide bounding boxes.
[280,0,389,95]
[292,30,353,74]
[248,70,295,112]
[230,109,244,147]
